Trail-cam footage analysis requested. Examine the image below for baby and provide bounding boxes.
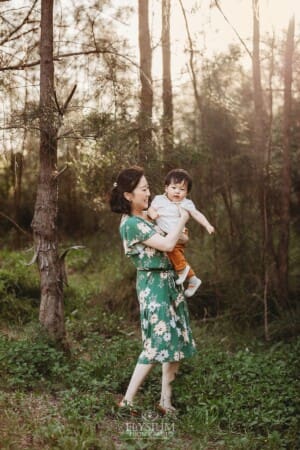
[148,168,215,297]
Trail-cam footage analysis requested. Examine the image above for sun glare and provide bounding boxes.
[263,0,298,31]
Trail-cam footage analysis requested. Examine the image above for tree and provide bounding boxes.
[252,0,270,338]
[278,14,295,306]
[138,0,153,164]
[31,0,65,342]
[161,0,173,165]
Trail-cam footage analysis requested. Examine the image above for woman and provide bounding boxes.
[110,166,196,414]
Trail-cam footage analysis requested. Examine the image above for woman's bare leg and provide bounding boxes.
[159,361,180,410]
[120,363,154,405]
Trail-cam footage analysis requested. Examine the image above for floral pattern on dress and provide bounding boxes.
[120,215,196,364]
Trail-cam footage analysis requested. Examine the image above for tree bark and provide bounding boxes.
[278,15,295,306]
[31,0,65,341]
[162,0,173,166]
[138,0,153,165]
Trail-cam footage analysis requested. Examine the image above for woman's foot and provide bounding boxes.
[157,403,177,416]
[118,398,133,407]
[117,398,138,416]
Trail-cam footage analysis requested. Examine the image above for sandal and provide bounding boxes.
[156,403,177,416]
[117,399,139,417]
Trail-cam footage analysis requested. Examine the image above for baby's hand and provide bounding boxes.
[206,225,215,234]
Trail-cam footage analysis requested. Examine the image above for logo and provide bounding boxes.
[141,410,159,421]
[120,409,176,440]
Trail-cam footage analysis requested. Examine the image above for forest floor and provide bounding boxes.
[0,249,299,449]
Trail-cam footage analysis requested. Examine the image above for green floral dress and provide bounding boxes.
[120,214,196,364]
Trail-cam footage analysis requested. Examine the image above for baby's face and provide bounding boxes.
[165,180,188,203]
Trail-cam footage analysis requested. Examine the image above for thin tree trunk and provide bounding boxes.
[31,0,65,342]
[278,15,295,306]
[11,83,28,240]
[138,0,153,165]
[262,33,276,339]
[252,0,269,339]
[162,0,173,166]
[252,0,266,169]
[11,152,23,228]
[179,0,202,117]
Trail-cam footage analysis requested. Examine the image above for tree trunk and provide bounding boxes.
[252,0,266,169]
[252,0,269,338]
[31,0,65,341]
[138,0,153,165]
[162,0,173,166]
[278,15,295,306]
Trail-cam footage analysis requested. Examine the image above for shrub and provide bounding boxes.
[0,250,40,323]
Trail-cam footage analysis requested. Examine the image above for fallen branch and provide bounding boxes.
[0,211,31,237]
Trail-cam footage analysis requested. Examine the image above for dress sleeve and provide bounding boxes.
[120,216,157,255]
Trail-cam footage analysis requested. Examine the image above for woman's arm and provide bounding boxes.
[143,208,189,252]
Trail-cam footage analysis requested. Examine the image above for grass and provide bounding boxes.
[0,249,299,449]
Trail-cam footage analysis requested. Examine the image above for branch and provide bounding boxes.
[59,245,86,286]
[25,240,40,266]
[0,48,142,75]
[54,84,76,132]
[54,90,63,116]
[3,26,38,43]
[53,165,68,179]
[214,0,252,59]
[0,211,31,237]
[178,0,202,112]
[61,84,77,115]
[0,0,38,46]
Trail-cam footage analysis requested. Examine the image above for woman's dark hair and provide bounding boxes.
[164,169,192,193]
[110,166,145,214]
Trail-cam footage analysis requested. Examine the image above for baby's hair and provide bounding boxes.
[110,166,144,215]
[165,169,192,193]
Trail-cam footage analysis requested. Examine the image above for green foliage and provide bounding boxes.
[0,250,39,323]
[0,333,68,389]
[0,320,299,449]
[0,247,299,448]
[174,334,300,449]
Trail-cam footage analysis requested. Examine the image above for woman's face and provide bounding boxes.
[126,175,150,213]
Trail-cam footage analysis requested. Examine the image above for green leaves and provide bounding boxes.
[174,336,300,448]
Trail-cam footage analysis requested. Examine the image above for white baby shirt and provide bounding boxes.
[151,194,196,233]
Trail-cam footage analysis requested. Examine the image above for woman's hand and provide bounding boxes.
[143,207,190,252]
[178,230,189,244]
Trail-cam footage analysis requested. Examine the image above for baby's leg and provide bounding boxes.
[167,244,190,284]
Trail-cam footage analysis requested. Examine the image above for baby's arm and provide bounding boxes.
[189,209,215,234]
[147,205,159,220]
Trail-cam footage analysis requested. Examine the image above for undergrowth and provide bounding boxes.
[0,248,299,449]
